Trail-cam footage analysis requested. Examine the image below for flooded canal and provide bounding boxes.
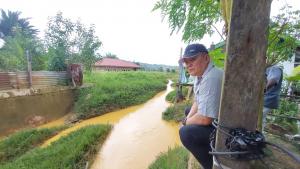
[41,81,181,169]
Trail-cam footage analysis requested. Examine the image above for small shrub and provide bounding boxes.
[269,99,299,134]
[274,99,298,116]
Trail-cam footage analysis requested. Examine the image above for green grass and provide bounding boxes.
[75,71,173,119]
[148,146,189,169]
[0,126,67,164]
[0,125,112,169]
[162,101,192,122]
[165,90,176,102]
[168,73,179,84]
[269,99,299,134]
[165,87,189,103]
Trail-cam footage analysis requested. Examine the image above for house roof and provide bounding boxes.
[94,58,140,68]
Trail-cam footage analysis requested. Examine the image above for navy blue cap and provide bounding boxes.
[183,43,208,58]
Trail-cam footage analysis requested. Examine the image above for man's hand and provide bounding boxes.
[266,79,277,91]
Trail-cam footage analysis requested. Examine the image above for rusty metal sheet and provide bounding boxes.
[0,71,70,90]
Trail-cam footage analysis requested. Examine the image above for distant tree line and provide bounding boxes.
[0,10,102,72]
[135,62,177,72]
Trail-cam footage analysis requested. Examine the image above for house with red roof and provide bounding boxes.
[94,58,140,71]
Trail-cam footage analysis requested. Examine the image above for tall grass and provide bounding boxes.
[148,146,189,169]
[162,101,192,122]
[165,87,189,103]
[0,125,111,169]
[75,71,173,119]
[0,126,67,164]
[164,85,192,122]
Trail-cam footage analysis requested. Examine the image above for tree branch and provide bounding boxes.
[212,24,225,41]
[268,22,288,47]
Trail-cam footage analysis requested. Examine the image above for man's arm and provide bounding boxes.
[186,112,213,125]
[266,79,278,90]
[186,101,198,118]
[186,102,213,126]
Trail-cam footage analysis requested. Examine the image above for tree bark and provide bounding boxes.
[213,0,272,169]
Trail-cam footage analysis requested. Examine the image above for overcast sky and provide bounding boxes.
[0,0,299,66]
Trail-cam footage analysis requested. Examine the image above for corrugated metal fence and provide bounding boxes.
[0,71,70,90]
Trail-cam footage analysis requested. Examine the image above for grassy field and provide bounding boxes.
[148,146,189,169]
[0,126,67,164]
[0,125,111,169]
[75,71,176,119]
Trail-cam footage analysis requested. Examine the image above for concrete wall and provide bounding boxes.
[0,87,75,136]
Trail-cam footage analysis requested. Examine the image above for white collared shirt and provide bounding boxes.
[194,62,223,119]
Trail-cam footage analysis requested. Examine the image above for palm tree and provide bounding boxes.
[0,9,38,38]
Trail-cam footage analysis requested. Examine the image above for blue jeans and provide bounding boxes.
[179,107,214,169]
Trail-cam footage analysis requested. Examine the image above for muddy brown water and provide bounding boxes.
[40,81,181,169]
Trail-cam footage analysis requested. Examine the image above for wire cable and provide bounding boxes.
[265,141,300,163]
[209,119,300,169]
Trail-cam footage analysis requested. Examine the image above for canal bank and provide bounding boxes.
[41,81,181,169]
[0,86,76,137]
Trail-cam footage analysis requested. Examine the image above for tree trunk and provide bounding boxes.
[213,0,272,169]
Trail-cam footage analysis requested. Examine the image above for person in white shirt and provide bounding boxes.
[179,44,223,169]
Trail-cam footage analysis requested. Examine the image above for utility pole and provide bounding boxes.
[213,0,272,169]
[26,50,32,88]
[176,48,185,102]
